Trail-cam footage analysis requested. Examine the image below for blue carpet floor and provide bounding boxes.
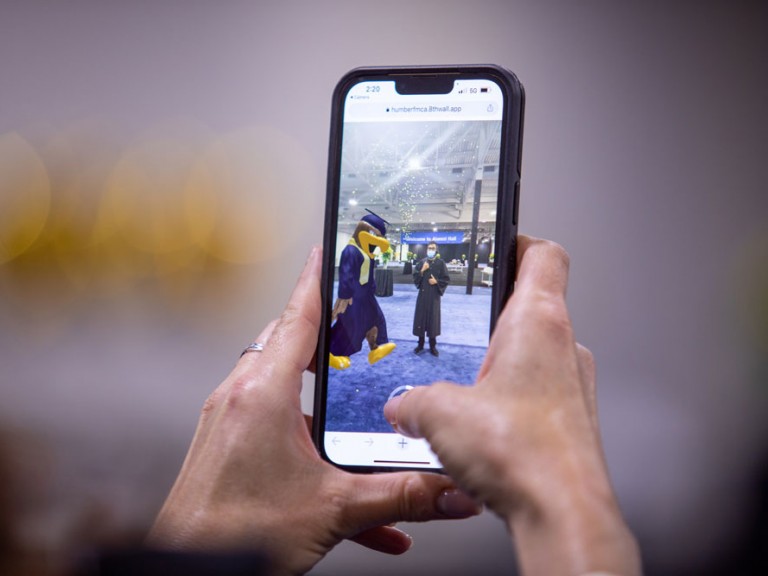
[326,282,492,433]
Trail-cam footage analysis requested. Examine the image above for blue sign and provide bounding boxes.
[401,230,465,244]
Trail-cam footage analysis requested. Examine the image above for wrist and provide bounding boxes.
[503,458,640,576]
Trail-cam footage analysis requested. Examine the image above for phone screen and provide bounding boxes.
[315,68,522,471]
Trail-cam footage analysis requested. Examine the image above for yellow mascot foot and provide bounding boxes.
[329,354,351,370]
[368,342,396,365]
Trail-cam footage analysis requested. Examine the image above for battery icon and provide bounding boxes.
[480,87,489,93]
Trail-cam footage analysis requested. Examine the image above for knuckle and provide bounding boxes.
[399,475,433,521]
[316,481,353,534]
[415,382,451,409]
[221,374,260,414]
[534,292,572,335]
[201,388,221,419]
[403,383,460,438]
[270,308,316,357]
[280,298,317,333]
[538,238,571,270]
[325,485,348,517]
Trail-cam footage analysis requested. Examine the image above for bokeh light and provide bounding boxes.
[0,133,52,264]
[186,125,316,264]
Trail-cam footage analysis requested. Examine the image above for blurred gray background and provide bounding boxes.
[1,1,766,574]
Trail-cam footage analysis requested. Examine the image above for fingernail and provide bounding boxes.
[437,489,482,518]
[402,531,414,549]
[383,395,402,426]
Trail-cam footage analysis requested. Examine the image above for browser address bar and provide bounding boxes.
[345,100,502,122]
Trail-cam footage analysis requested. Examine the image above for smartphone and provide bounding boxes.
[313,65,524,472]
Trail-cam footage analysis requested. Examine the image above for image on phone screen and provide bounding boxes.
[318,72,518,471]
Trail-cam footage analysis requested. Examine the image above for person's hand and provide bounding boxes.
[421,261,430,273]
[384,236,641,576]
[428,275,438,286]
[331,296,352,322]
[147,246,479,576]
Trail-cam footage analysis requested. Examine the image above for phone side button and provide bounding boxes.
[513,179,520,226]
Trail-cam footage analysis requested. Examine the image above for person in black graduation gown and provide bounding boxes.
[412,242,450,356]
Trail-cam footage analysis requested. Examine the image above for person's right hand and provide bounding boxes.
[421,261,430,273]
[384,236,641,576]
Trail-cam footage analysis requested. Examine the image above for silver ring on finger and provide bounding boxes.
[240,342,265,357]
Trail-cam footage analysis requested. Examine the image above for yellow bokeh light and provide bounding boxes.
[186,125,317,264]
[0,132,52,264]
[102,139,202,255]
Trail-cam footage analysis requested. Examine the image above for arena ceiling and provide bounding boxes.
[337,120,504,240]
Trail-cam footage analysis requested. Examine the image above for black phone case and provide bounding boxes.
[313,65,525,473]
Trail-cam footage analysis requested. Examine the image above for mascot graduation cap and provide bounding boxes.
[329,210,396,370]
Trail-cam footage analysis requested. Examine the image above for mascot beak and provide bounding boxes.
[358,230,390,258]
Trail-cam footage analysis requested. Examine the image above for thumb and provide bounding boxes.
[383,384,482,493]
[383,382,464,440]
[338,472,480,537]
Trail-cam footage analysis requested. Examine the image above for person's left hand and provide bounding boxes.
[146,246,479,575]
[428,275,438,285]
